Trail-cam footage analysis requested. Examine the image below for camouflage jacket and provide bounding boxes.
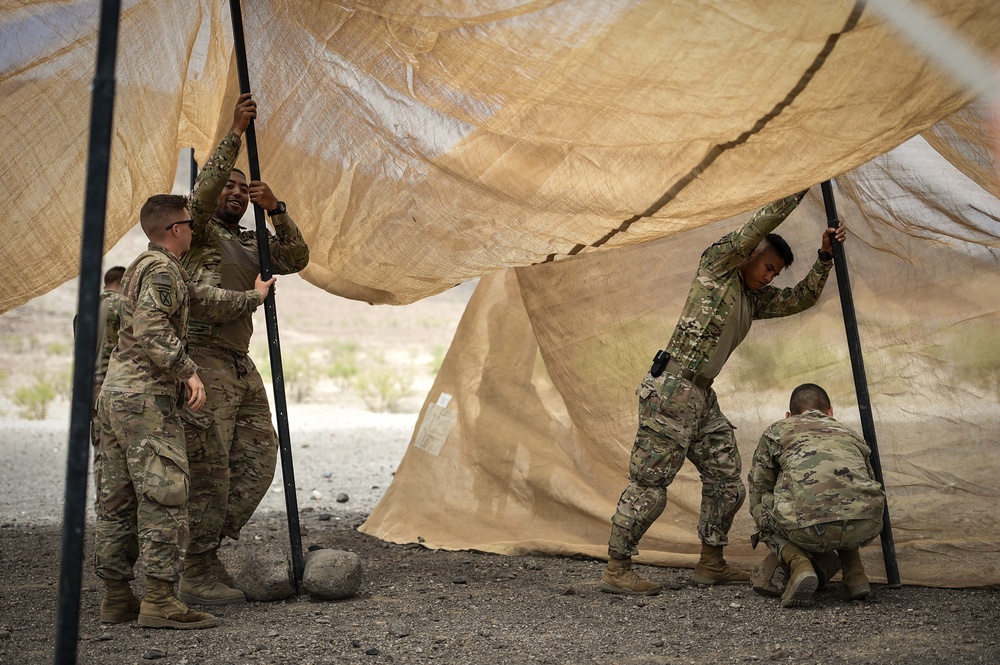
[748,410,885,530]
[664,192,833,374]
[102,244,263,396]
[182,131,310,354]
[93,288,121,391]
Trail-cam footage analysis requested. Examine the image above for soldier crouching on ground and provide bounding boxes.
[94,194,274,629]
[601,189,847,595]
[748,383,885,607]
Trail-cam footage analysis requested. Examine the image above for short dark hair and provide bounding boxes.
[764,233,794,267]
[789,383,831,415]
[139,194,189,239]
[231,167,247,180]
[103,266,126,287]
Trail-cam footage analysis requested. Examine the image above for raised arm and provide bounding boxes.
[188,93,255,238]
[248,181,311,274]
[704,190,810,273]
[752,221,845,319]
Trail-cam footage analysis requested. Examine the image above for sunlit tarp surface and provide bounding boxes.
[4,0,1000,309]
[4,1,1000,586]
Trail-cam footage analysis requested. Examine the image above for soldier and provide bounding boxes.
[178,93,309,604]
[748,383,885,607]
[600,189,847,595]
[94,194,274,629]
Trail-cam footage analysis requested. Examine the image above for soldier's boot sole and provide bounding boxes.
[690,566,751,586]
[840,580,870,601]
[100,608,139,624]
[597,579,662,596]
[138,613,221,630]
[781,569,818,608]
[177,588,246,606]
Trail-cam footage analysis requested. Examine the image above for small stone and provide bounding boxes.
[336,493,350,503]
[729,602,742,609]
[142,649,167,660]
[452,578,467,585]
[301,506,314,514]
[365,647,380,656]
[0,630,12,639]
[267,631,279,638]
[311,490,323,500]
[322,472,333,478]
[653,639,665,647]
[390,623,411,637]
[318,513,333,521]
[562,586,577,595]
[417,536,425,543]
[433,636,448,644]
[96,633,113,642]
[316,618,330,624]
[351,640,363,648]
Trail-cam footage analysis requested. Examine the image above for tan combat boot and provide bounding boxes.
[208,548,238,588]
[100,578,141,624]
[178,552,246,605]
[779,543,818,608]
[691,544,750,585]
[598,557,663,595]
[138,577,220,629]
[837,548,870,600]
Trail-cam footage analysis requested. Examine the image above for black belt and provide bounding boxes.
[663,358,713,389]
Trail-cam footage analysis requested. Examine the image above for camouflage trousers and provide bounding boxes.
[609,371,745,559]
[756,513,883,558]
[181,346,278,554]
[94,391,189,582]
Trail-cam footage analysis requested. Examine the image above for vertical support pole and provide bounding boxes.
[227,0,304,586]
[55,0,121,662]
[820,180,901,588]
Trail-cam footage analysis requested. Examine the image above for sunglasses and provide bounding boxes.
[166,219,194,231]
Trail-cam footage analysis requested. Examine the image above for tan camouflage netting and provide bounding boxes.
[4,1,999,586]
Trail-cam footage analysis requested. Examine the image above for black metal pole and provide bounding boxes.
[190,148,198,191]
[228,0,304,586]
[820,180,901,588]
[55,1,121,662]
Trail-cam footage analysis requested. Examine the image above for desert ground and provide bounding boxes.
[0,225,997,664]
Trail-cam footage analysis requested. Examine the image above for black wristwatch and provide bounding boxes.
[818,249,834,262]
[267,201,286,217]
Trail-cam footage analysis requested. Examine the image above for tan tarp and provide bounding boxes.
[363,127,1000,587]
[3,1,999,585]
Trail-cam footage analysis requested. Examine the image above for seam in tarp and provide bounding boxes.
[542,0,866,264]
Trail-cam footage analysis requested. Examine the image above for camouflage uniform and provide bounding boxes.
[748,410,885,556]
[181,132,309,554]
[609,192,834,560]
[95,244,262,582]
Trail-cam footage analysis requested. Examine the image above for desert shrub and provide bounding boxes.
[12,371,60,420]
[324,342,360,386]
[280,348,321,403]
[428,345,448,375]
[350,366,414,413]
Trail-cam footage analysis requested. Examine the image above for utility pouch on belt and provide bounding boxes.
[650,350,669,378]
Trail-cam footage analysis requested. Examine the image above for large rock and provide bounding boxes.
[237,544,295,602]
[302,549,364,600]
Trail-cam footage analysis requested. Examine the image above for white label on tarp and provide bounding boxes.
[413,403,457,456]
[436,392,452,408]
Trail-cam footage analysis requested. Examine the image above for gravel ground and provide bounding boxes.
[1,405,998,665]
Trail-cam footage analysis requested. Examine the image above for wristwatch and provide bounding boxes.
[818,249,834,262]
[267,201,286,217]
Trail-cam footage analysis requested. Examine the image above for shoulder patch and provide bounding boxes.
[148,269,177,310]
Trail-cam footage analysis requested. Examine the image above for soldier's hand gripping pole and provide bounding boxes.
[820,180,901,588]
[228,0,304,587]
